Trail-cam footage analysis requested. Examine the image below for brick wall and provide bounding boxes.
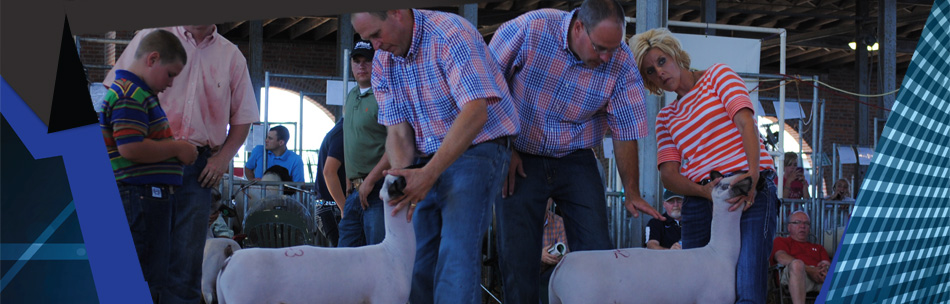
[759,65,896,198]
[79,31,341,121]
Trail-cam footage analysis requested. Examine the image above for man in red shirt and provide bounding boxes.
[771,211,831,304]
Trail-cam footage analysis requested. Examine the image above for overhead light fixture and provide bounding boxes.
[849,42,879,51]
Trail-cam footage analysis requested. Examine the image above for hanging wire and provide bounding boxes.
[751,74,898,112]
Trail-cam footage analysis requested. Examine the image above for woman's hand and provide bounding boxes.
[727,170,759,212]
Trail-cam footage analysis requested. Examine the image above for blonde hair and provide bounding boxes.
[628,28,691,96]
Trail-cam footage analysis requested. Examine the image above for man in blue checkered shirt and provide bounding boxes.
[352,9,519,304]
[487,0,662,302]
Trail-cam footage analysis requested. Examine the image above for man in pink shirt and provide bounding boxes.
[105,24,259,303]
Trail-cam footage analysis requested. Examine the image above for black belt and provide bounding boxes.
[117,182,176,195]
[697,169,771,192]
[197,145,214,155]
[484,136,511,148]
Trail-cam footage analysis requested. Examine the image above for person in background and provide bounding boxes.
[314,119,345,246]
[338,40,389,247]
[539,198,568,304]
[245,125,305,182]
[783,152,810,199]
[771,211,830,304]
[826,178,854,202]
[645,190,683,250]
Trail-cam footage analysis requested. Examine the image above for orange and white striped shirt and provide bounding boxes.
[655,63,774,182]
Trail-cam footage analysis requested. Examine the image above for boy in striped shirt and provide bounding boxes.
[99,29,197,302]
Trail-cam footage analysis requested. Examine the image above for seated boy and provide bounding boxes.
[98,29,197,302]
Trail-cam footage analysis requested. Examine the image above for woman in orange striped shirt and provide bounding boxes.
[630,28,778,303]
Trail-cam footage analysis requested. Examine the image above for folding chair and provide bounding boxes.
[769,264,820,304]
[244,206,312,248]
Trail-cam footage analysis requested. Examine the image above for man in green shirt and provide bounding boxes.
[338,41,389,246]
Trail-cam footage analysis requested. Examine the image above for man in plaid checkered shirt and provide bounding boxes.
[487,0,663,302]
[352,8,519,304]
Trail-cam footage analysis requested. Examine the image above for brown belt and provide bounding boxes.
[350,177,365,190]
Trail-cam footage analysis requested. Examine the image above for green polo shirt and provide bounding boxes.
[343,86,387,180]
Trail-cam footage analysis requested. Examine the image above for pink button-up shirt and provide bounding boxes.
[104,26,259,149]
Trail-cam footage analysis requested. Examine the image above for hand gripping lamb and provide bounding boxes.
[548,173,753,304]
[213,174,414,304]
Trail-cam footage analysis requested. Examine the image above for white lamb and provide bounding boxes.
[201,238,241,304]
[548,174,753,304]
[213,175,414,304]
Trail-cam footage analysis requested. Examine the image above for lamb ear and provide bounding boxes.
[731,177,753,197]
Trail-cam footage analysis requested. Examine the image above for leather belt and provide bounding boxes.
[350,177,365,189]
[485,136,510,148]
[117,182,176,195]
[197,145,220,155]
[698,170,771,192]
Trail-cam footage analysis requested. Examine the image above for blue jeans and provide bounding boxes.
[409,141,509,304]
[119,183,174,303]
[681,170,777,304]
[314,203,340,247]
[165,150,213,304]
[337,179,386,247]
[495,149,613,304]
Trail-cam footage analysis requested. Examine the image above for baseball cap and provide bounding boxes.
[663,189,684,202]
[352,40,375,59]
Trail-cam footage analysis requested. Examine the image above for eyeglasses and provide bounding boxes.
[789,221,811,226]
[585,27,618,55]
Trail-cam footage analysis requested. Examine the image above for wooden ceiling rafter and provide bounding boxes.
[212,0,932,72]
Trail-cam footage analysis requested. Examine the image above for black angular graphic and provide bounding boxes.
[48,16,98,134]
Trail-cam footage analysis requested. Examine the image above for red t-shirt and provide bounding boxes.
[771,236,830,266]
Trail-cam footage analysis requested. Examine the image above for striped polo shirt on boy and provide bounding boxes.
[655,63,774,182]
[372,9,519,156]
[100,70,183,185]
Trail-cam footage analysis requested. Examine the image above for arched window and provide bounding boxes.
[234,87,336,183]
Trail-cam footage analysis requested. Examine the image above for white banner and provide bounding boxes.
[326,80,358,106]
[772,101,806,120]
[837,146,858,164]
[668,33,763,116]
